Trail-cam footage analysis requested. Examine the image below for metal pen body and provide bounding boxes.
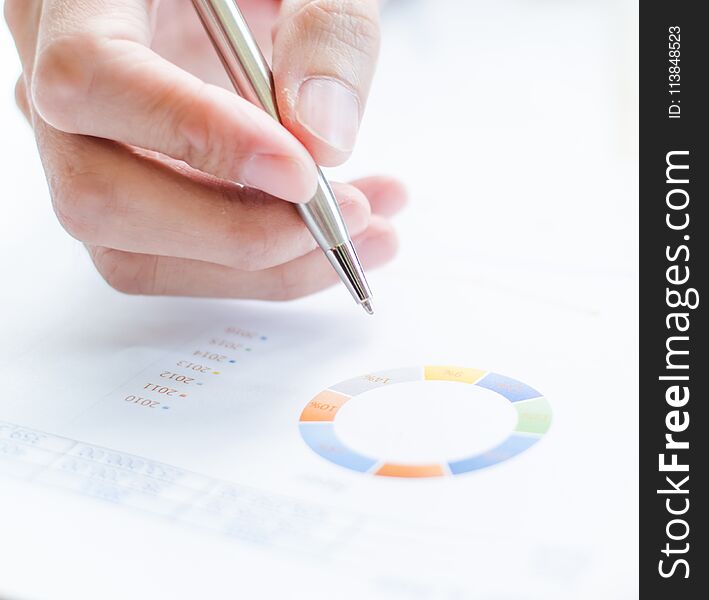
[191,0,372,310]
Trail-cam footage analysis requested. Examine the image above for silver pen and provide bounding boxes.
[191,0,374,314]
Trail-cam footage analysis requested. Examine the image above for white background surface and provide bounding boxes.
[0,1,638,598]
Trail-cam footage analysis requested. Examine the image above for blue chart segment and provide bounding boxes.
[299,423,378,473]
[475,372,542,402]
[447,434,540,475]
[298,366,552,478]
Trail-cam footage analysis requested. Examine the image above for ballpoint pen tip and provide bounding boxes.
[362,300,374,315]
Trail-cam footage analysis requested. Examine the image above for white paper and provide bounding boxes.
[0,1,638,598]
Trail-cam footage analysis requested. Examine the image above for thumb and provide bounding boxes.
[272,0,380,167]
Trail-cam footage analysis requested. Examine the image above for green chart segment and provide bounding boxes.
[299,366,552,478]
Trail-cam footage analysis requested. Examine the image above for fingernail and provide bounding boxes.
[338,198,370,237]
[354,231,397,269]
[242,154,316,203]
[296,77,360,152]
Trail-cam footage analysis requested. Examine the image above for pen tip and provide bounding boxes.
[361,300,374,315]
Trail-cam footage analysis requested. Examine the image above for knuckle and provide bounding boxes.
[231,223,272,272]
[273,266,307,301]
[14,76,28,110]
[32,34,102,131]
[51,170,113,243]
[272,285,299,302]
[292,0,380,57]
[93,249,158,296]
[223,192,277,272]
[92,249,137,294]
[175,85,256,179]
[172,84,214,167]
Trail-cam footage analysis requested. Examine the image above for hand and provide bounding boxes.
[4,0,405,299]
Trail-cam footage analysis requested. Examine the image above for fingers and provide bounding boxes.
[273,0,380,166]
[41,132,371,271]
[350,175,408,217]
[87,216,397,299]
[28,0,318,203]
[6,0,403,305]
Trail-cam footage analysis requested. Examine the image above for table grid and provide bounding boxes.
[0,420,360,554]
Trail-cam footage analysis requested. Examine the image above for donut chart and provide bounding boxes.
[298,366,552,478]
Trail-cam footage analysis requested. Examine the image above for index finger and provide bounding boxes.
[29,0,319,203]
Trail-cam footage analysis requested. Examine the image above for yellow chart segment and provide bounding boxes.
[424,366,486,384]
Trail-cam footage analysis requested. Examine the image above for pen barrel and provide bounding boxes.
[191,0,351,250]
[191,0,278,118]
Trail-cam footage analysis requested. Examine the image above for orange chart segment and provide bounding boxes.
[299,390,351,422]
[374,463,446,478]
